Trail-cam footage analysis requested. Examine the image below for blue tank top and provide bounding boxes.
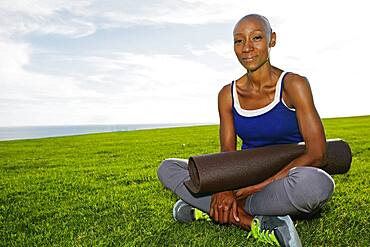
[231,71,303,150]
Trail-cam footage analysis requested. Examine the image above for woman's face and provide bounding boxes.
[233,17,275,72]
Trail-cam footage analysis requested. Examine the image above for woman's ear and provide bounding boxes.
[269,32,276,47]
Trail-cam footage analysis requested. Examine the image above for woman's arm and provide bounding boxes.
[235,74,326,199]
[210,84,240,223]
[218,84,237,152]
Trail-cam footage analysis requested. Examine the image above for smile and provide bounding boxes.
[242,56,256,62]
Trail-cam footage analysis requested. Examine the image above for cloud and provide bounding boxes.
[0,0,320,41]
[0,38,30,75]
[1,0,369,126]
[2,0,368,38]
[186,40,235,60]
[0,0,95,38]
[36,50,236,96]
[0,38,102,106]
[93,0,290,27]
[0,0,289,38]
[0,35,234,126]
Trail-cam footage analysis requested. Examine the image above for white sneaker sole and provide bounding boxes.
[172,200,183,220]
[277,215,302,247]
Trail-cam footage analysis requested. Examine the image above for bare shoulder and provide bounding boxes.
[218,83,232,100]
[219,83,232,95]
[284,72,311,93]
[283,72,315,109]
[218,82,233,110]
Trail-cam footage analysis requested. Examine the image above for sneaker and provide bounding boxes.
[172,200,211,223]
[248,215,302,247]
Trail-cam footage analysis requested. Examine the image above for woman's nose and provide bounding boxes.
[242,40,253,52]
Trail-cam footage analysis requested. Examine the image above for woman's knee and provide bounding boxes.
[157,159,174,184]
[157,158,189,190]
[285,167,335,214]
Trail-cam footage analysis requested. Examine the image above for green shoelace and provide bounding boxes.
[194,208,212,221]
[247,218,280,246]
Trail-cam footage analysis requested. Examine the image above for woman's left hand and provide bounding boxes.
[234,185,261,200]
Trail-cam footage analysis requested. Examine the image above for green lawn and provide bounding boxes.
[1,116,369,246]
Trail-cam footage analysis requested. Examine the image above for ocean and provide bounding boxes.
[0,123,210,141]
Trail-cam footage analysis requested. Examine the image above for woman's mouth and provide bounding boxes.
[242,56,256,62]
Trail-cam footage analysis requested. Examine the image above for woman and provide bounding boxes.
[157,14,334,247]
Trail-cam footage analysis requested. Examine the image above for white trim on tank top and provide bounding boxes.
[233,71,295,117]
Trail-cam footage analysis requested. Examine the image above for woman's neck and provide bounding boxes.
[245,63,279,90]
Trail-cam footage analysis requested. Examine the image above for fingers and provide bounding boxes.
[210,198,217,221]
[232,200,239,222]
[211,202,230,224]
[214,205,219,222]
[210,192,237,224]
[217,204,222,223]
[229,211,239,226]
[221,204,229,224]
[210,198,214,218]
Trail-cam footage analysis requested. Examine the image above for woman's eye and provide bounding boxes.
[234,40,243,45]
[253,36,262,41]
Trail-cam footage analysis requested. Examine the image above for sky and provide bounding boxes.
[0,0,369,127]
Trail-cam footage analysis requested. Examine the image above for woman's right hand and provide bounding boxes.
[210,190,239,224]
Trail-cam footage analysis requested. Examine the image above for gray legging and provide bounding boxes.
[157,158,335,216]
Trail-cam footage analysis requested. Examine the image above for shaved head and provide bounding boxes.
[232,14,276,71]
[233,14,272,38]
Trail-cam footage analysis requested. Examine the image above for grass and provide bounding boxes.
[1,115,369,246]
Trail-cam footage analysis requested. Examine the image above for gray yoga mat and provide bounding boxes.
[184,139,352,195]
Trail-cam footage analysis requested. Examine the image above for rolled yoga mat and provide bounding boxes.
[184,139,352,195]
